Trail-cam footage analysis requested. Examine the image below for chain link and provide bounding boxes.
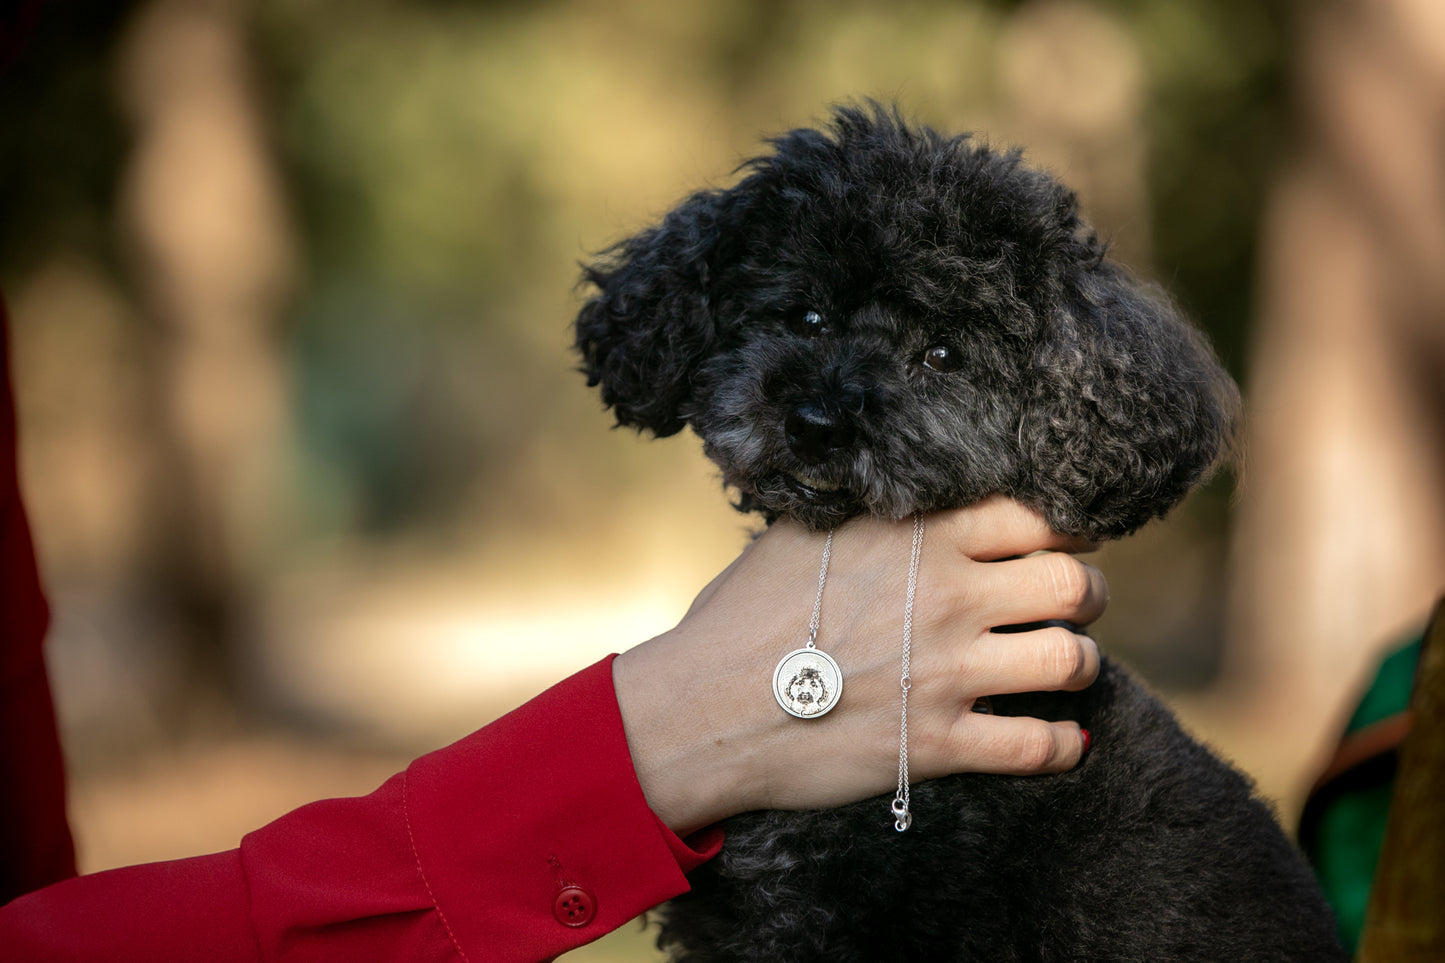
[805,530,833,649]
[894,512,925,831]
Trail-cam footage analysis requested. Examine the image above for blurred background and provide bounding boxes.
[3,0,1443,958]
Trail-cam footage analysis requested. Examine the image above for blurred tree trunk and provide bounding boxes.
[1228,0,1445,792]
[116,0,295,706]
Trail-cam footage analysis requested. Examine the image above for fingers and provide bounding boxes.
[939,496,1099,560]
[968,551,1109,627]
[920,714,1089,777]
[953,626,1100,695]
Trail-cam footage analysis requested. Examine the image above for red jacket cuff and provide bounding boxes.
[404,655,720,960]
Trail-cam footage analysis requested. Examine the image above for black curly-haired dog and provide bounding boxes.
[575,105,1344,962]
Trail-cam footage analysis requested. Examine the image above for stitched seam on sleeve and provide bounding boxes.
[403,768,472,963]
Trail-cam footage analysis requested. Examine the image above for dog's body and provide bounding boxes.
[665,660,1337,962]
[576,105,1344,961]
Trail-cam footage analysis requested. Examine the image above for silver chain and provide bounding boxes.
[806,530,833,649]
[892,512,925,832]
[773,530,844,721]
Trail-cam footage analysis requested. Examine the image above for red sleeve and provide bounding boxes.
[0,657,725,961]
[0,299,78,904]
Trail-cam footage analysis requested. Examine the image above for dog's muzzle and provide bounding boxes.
[784,403,855,464]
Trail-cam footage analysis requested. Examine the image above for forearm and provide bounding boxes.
[0,657,718,963]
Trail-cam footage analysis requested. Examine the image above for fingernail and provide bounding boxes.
[1080,728,1092,754]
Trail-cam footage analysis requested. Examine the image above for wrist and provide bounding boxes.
[612,630,770,836]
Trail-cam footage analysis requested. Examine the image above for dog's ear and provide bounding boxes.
[1020,260,1242,539]
[575,189,739,438]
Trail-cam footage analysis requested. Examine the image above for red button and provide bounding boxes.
[553,885,596,927]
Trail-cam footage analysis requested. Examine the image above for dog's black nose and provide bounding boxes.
[785,404,855,464]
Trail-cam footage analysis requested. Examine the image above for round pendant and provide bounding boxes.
[773,647,843,719]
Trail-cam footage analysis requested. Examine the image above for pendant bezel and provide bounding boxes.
[772,646,843,719]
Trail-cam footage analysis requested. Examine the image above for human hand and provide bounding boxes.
[612,496,1107,836]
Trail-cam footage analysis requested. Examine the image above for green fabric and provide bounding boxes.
[1346,637,1422,731]
[1303,630,1422,956]
[1311,780,1395,954]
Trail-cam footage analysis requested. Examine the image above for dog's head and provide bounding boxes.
[576,104,1240,539]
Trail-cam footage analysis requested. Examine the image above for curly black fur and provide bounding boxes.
[664,662,1340,962]
[576,105,1343,961]
[578,103,1239,539]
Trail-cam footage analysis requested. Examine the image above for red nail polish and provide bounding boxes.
[1081,728,1092,753]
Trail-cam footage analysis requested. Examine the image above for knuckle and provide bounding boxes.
[1014,723,1059,771]
[1070,633,1095,683]
[1002,499,1051,544]
[1043,553,1092,610]
[1074,634,1101,686]
[1043,627,1088,687]
[947,643,988,694]
[930,568,985,631]
[932,504,974,539]
[919,576,961,625]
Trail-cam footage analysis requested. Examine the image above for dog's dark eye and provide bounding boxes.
[789,310,828,337]
[921,344,962,373]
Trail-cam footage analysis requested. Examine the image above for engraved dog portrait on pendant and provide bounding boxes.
[787,666,830,716]
[773,649,842,718]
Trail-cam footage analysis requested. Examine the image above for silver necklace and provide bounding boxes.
[891,512,925,832]
[772,530,844,718]
[771,516,926,832]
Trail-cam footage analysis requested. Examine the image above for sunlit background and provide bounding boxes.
[4,1,1444,958]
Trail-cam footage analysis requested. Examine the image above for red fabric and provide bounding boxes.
[0,300,723,958]
[0,300,77,904]
[1,658,723,961]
